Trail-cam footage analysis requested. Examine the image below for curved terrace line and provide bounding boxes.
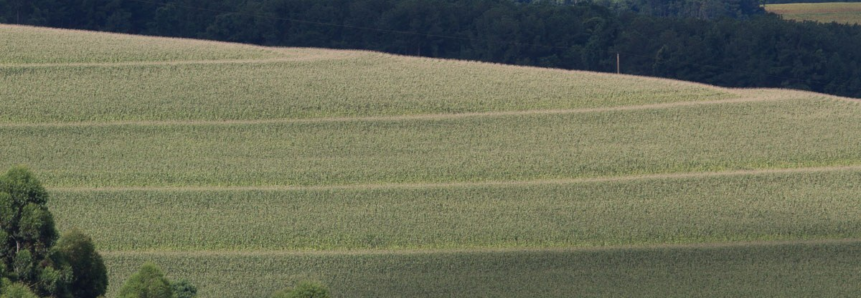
[0,96,792,128]
[50,164,861,192]
[98,237,861,256]
[0,54,351,68]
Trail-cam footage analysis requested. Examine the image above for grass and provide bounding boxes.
[766,2,861,25]
[4,24,861,297]
[102,241,861,297]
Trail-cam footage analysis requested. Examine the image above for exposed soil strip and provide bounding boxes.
[0,52,357,68]
[51,164,861,192]
[0,96,792,128]
[99,237,861,256]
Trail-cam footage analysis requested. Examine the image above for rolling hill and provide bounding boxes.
[2,24,861,297]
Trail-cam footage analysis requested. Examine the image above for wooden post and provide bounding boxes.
[616,53,620,74]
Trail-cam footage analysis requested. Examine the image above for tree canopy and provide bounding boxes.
[0,167,107,298]
[272,281,330,298]
[54,229,108,298]
[118,263,173,298]
[0,167,69,297]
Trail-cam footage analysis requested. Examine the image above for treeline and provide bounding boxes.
[2,0,860,97]
[765,0,860,3]
[591,0,765,19]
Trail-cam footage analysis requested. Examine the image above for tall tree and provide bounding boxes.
[0,166,71,297]
[54,229,108,298]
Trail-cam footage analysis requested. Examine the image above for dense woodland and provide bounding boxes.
[2,0,860,98]
[765,0,860,3]
[582,0,766,19]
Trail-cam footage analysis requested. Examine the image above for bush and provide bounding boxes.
[272,281,330,298]
[1,282,39,298]
[171,280,198,298]
[118,263,173,298]
[55,229,108,298]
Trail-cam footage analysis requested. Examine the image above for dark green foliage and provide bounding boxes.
[55,229,108,298]
[118,263,173,298]
[0,167,55,262]
[0,167,71,297]
[2,0,861,97]
[170,280,197,298]
[272,281,330,298]
[766,0,859,2]
[594,0,766,19]
[36,259,73,297]
[1,282,39,298]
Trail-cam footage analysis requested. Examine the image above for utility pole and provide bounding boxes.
[616,53,620,74]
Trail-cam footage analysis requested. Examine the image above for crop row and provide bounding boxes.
[0,24,285,64]
[48,170,861,251]
[1,98,858,187]
[101,241,861,297]
[0,49,734,124]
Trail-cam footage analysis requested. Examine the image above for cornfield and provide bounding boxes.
[102,241,861,297]
[2,24,861,297]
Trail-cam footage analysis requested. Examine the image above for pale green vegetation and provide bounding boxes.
[2,98,858,188]
[0,25,284,64]
[0,38,732,124]
[50,170,861,251]
[766,3,861,25]
[0,60,732,124]
[102,241,861,297]
[3,24,861,297]
[117,263,173,298]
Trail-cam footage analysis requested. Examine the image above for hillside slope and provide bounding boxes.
[2,25,861,297]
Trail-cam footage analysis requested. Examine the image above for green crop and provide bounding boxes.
[49,170,861,251]
[0,55,731,124]
[2,98,859,188]
[101,241,861,297]
[3,24,861,297]
[0,24,284,64]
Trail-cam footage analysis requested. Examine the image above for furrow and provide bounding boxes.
[0,53,346,68]
[51,164,861,192]
[2,96,791,128]
[99,237,861,257]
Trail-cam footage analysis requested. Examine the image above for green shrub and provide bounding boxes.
[117,263,173,298]
[1,282,39,298]
[55,229,108,298]
[170,280,197,298]
[272,281,331,298]
[272,281,330,298]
